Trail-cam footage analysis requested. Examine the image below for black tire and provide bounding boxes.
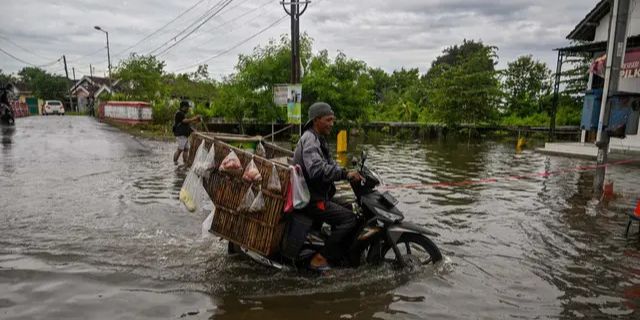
[379,233,442,267]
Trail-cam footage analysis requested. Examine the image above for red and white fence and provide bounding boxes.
[98,101,153,124]
[10,101,29,118]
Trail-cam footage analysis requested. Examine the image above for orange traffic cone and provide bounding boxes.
[603,181,614,199]
[634,199,640,217]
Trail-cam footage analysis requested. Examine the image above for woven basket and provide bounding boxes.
[187,132,292,256]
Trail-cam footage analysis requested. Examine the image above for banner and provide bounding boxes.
[287,84,302,124]
[590,48,640,79]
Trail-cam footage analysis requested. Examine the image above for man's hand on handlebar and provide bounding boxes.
[346,171,364,182]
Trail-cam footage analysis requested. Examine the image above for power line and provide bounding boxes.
[163,0,272,52]
[154,0,236,57]
[0,46,55,68]
[0,35,59,63]
[147,0,233,55]
[172,15,288,72]
[112,0,210,58]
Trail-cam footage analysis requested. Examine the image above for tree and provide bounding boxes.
[303,51,373,123]
[503,55,552,116]
[114,54,166,101]
[17,67,68,101]
[0,69,17,86]
[424,42,501,126]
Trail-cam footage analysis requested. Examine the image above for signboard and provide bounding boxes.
[273,84,289,106]
[591,49,640,78]
[287,84,302,124]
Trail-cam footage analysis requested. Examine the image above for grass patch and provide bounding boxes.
[102,119,174,141]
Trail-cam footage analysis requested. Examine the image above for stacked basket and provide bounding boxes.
[189,133,292,256]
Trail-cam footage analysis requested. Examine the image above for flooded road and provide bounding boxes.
[1,116,640,319]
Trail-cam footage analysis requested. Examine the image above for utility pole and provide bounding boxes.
[63,55,74,112]
[90,64,93,78]
[72,67,76,82]
[282,0,309,135]
[594,0,631,194]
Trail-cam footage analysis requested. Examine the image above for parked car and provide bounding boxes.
[43,100,65,116]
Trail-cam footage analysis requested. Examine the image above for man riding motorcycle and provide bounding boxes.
[293,102,363,271]
[0,83,16,126]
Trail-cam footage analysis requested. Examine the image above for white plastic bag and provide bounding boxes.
[219,150,242,175]
[291,165,310,210]
[255,141,266,158]
[238,187,255,213]
[249,190,266,214]
[192,142,209,177]
[180,170,205,212]
[201,208,215,239]
[242,158,262,182]
[267,165,282,193]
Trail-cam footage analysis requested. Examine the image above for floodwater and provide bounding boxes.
[1,116,640,319]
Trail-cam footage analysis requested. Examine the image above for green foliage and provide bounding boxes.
[502,55,552,116]
[303,50,373,123]
[0,69,17,86]
[423,41,501,126]
[114,54,167,101]
[151,99,178,125]
[17,67,69,101]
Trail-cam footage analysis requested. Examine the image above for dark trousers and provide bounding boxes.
[304,200,357,263]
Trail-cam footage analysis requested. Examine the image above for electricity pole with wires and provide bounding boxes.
[282,0,309,84]
[282,0,309,136]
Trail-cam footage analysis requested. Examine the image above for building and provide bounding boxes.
[544,0,640,157]
[70,76,119,112]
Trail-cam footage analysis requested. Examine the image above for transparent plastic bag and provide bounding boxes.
[242,159,262,182]
[267,165,282,193]
[255,141,266,157]
[237,187,255,213]
[201,208,215,239]
[180,170,204,212]
[219,150,242,175]
[192,142,209,177]
[291,165,310,209]
[249,190,265,214]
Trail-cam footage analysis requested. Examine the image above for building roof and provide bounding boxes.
[567,0,610,41]
[556,34,640,54]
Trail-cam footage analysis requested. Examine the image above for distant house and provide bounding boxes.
[70,76,119,112]
[556,0,640,154]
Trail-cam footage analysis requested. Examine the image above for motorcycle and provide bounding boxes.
[0,84,16,127]
[227,150,442,271]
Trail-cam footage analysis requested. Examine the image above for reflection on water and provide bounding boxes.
[1,116,640,319]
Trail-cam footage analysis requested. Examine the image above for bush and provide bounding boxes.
[500,112,550,127]
[152,100,178,125]
[555,105,581,126]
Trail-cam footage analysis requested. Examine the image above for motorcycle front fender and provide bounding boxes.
[387,221,439,243]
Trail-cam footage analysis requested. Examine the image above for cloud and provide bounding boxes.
[0,0,599,78]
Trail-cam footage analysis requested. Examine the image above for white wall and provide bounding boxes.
[594,0,640,42]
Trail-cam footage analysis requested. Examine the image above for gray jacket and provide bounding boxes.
[293,129,347,203]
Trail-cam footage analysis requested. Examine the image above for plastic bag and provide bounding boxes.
[284,179,293,213]
[242,159,262,182]
[288,165,309,210]
[180,170,205,212]
[237,187,255,213]
[201,208,215,239]
[192,142,209,177]
[255,141,266,158]
[267,165,282,193]
[249,190,266,214]
[194,143,216,177]
[219,150,242,175]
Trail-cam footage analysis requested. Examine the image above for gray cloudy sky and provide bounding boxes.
[0,0,597,79]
